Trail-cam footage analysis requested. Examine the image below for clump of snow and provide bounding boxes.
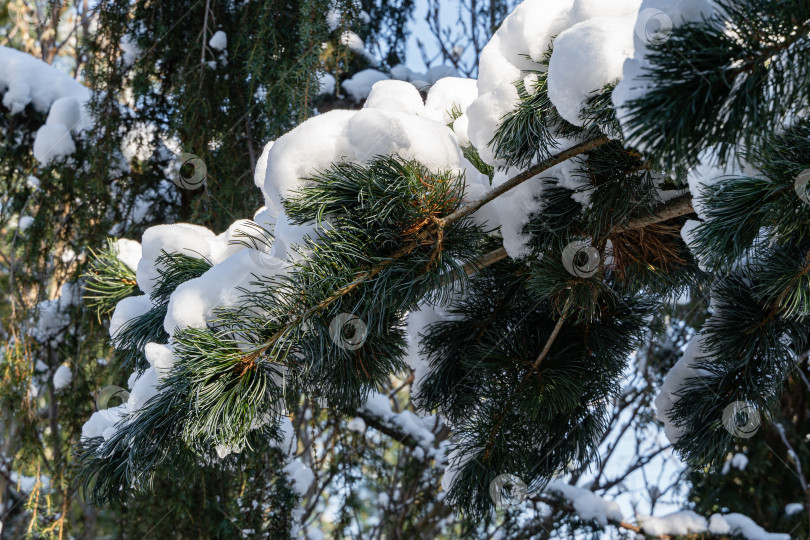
[18,216,34,231]
[52,365,72,391]
[340,31,377,66]
[440,443,474,494]
[260,107,464,211]
[120,34,142,66]
[273,416,297,458]
[655,333,711,444]
[46,97,81,132]
[347,417,366,433]
[0,46,89,115]
[110,294,152,338]
[423,77,478,127]
[465,80,520,166]
[284,459,315,496]
[364,80,424,115]
[708,513,791,540]
[163,248,271,335]
[135,223,234,295]
[342,69,389,101]
[721,452,749,474]
[82,405,128,440]
[0,47,92,165]
[360,391,441,452]
[114,238,142,272]
[33,123,76,165]
[209,30,227,52]
[684,147,758,220]
[31,282,80,344]
[317,72,336,96]
[785,503,804,516]
[639,511,707,536]
[547,14,636,126]
[546,480,624,527]
[127,367,159,412]
[144,342,176,379]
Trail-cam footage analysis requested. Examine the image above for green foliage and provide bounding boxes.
[416,257,656,519]
[79,156,492,502]
[84,239,142,319]
[690,120,810,268]
[110,252,211,371]
[85,0,337,230]
[620,0,810,169]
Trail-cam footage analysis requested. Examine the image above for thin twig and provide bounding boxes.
[525,296,573,377]
[440,136,610,227]
[465,189,695,277]
[613,193,695,233]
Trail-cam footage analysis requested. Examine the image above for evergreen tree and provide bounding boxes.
[0,0,379,536]
[4,0,809,538]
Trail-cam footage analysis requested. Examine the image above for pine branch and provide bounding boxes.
[243,143,611,362]
[83,239,141,319]
[467,194,695,276]
[612,194,694,234]
[526,296,573,375]
[440,135,611,226]
[531,493,739,539]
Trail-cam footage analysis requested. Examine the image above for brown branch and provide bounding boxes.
[248,138,611,360]
[466,192,695,277]
[525,296,573,378]
[612,194,694,234]
[464,246,508,275]
[440,136,611,228]
[532,493,727,539]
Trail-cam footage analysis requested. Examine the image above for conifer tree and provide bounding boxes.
[4,0,809,538]
[0,0,380,536]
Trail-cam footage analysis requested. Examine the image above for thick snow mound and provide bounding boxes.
[364,80,425,115]
[612,0,717,152]
[547,15,636,126]
[342,69,389,101]
[260,108,466,210]
[654,333,711,444]
[0,47,93,165]
[469,0,641,168]
[0,46,89,116]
